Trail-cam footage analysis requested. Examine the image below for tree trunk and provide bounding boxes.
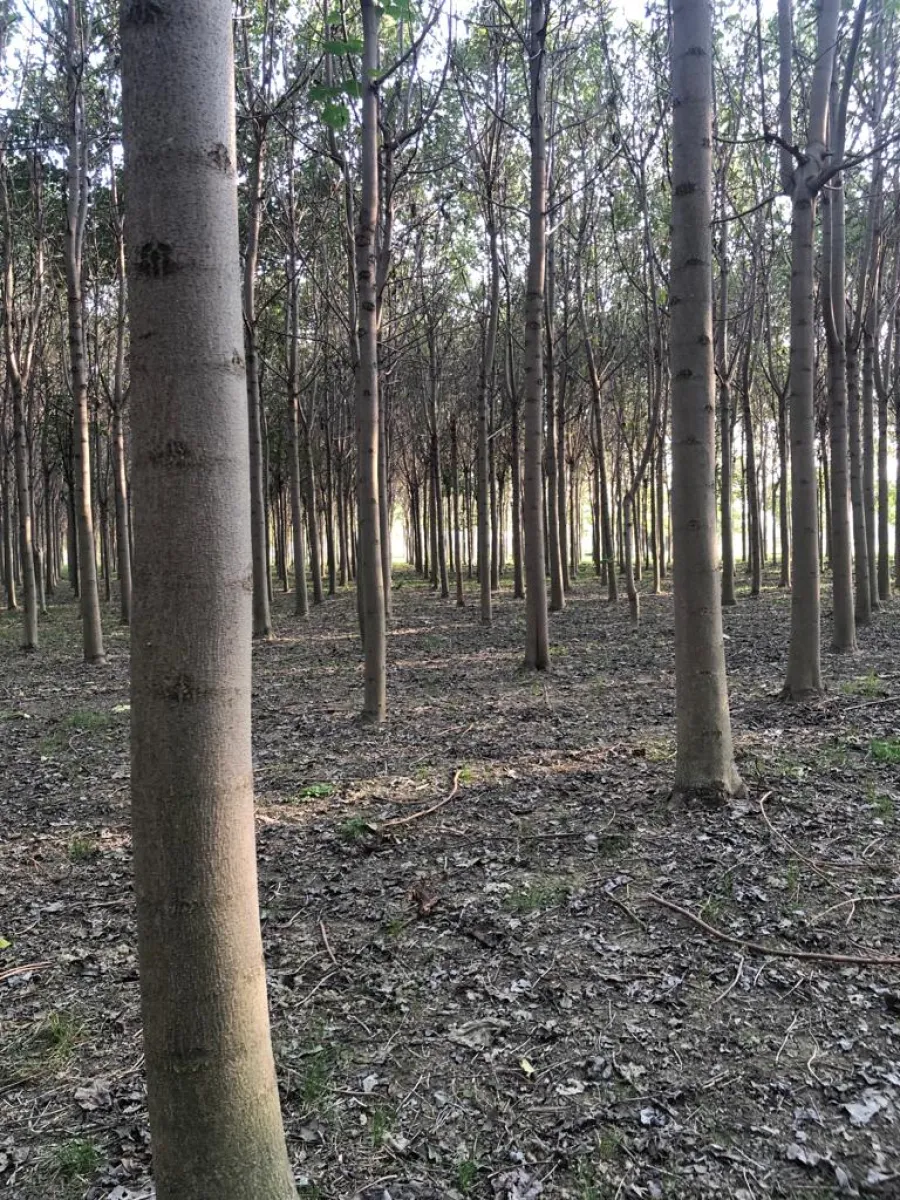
[477,226,499,623]
[670,0,743,798]
[451,416,464,607]
[243,138,272,639]
[779,0,838,697]
[822,177,857,648]
[862,327,879,610]
[121,2,296,1195]
[355,0,387,721]
[65,0,104,664]
[717,224,736,606]
[522,0,550,668]
[11,378,37,650]
[544,230,564,613]
[847,343,871,625]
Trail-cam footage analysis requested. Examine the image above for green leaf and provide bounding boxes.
[323,37,364,54]
[309,82,344,103]
[321,101,350,130]
[0,936,10,951]
[340,79,363,98]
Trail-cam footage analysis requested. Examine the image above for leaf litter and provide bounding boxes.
[1,574,899,1197]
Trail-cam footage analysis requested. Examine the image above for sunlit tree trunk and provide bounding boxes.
[121,2,296,1196]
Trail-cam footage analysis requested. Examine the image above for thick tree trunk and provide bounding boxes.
[670,0,743,798]
[121,3,296,1196]
[522,0,550,668]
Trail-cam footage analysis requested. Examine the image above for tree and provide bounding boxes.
[356,0,388,721]
[778,0,839,698]
[669,0,743,799]
[121,1,296,1195]
[522,0,550,669]
[65,0,105,664]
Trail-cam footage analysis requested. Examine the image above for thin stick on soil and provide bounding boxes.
[0,962,50,983]
[379,768,462,831]
[319,919,338,965]
[644,893,900,966]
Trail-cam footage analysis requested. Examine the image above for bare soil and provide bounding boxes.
[1,570,899,1199]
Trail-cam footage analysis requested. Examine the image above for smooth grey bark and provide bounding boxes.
[669,0,743,798]
[121,2,296,1197]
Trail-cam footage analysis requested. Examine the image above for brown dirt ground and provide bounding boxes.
[1,569,899,1199]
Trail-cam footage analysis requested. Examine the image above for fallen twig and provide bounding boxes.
[0,961,50,983]
[379,769,462,831]
[319,920,338,965]
[644,893,900,966]
[811,893,900,925]
[712,955,744,1005]
[841,694,897,713]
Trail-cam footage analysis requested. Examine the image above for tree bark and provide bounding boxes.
[121,2,296,1195]
[355,0,387,721]
[779,0,838,697]
[522,0,550,668]
[65,0,104,664]
[670,0,743,798]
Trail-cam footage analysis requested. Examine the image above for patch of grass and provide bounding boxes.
[842,671,884,698]
[63,708,117,732]
[298,1044,338,1109]
[504,877,570,914]
[871,739,900,765]
[41,707,121,755]
[35,1010,83,1062]
[873,791,895,820]
[368,1103,394,1148]
[53,1138,102,1181]
[549,643,569,657]
[457,764,477,784]
[295,783,334,801]
[67,835,100,862]
[383,914,406,938]
[456,1158,480,1194]
[1,1011,85,1088]
[338,816,373,841]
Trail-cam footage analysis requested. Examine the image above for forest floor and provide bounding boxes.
[1,570,900,1200]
